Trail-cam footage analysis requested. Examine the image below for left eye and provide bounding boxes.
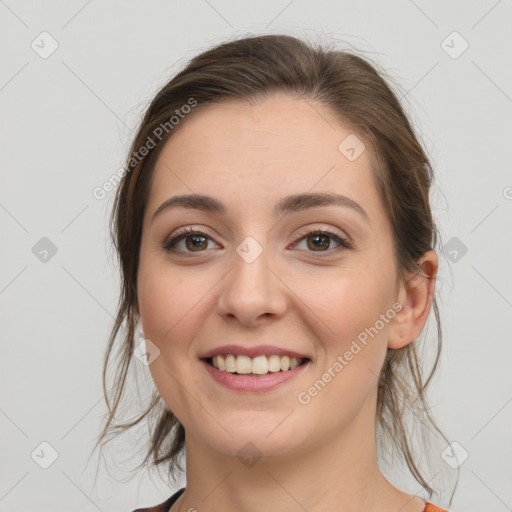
[163,228,352,255]
[293,229,352,254]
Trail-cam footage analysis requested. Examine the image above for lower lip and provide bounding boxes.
[200,359,311,392]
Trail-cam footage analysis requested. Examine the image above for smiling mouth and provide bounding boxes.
[202,356,310,376]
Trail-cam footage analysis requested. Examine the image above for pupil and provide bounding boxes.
[309,235,328,250]
[187,236,206,251]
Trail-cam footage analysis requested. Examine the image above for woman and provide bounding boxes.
[95,34,454,511]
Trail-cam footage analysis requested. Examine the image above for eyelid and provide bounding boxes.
[291,226,353,255]
[163,224,353,255]
[162,226,219,254]
[294,224,352,246]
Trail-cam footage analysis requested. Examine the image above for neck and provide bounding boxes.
[171,401,424,512]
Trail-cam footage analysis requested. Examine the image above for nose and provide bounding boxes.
[216,241,287,326]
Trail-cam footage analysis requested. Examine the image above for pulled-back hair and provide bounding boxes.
[93,33,453,502]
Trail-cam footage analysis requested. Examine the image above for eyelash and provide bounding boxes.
[162,226,352,257]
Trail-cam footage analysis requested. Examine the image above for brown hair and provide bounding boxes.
[93,33,454,501]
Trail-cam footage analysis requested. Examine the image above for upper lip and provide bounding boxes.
[199,344,311,360]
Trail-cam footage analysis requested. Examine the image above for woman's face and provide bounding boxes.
[137,94,401,460]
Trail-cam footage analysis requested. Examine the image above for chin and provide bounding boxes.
[195,417,310,461]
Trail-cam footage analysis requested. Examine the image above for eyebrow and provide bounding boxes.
[151,192,370,223]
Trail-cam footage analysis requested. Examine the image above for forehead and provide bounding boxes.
[147,94,383,222]
[158,94,365,167]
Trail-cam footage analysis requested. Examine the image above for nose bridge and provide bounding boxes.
[217,234,285,323]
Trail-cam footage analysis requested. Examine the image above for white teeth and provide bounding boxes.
[210,354,305,375]
[236,355,252,374]
[251,355,268,375]
[267,355,282,372]
[224,354,237,372]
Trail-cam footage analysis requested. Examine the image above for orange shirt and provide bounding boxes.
[424,503,449,512]
[132,488,450,511]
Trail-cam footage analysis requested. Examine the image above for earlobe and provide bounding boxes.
[387,250,438,349]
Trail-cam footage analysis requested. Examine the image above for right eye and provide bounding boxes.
[163,228,221,255]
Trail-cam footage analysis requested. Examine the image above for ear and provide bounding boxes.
[387,250,438,349]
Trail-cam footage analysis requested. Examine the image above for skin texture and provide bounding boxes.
[136,94,438,512]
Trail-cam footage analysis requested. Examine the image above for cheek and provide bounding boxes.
[300,275,393,418]
[298,260,395,396]
[137,255,220,358]
[303,260,394,339]
[138,276,177,342]
[137,262,204,417]
[137,253,191,348]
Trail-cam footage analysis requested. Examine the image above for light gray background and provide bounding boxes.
[1,1,511,511]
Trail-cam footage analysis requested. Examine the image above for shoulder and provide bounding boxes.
[424,503,450,512]
[131,487,186,512]
[131,499,171,512]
